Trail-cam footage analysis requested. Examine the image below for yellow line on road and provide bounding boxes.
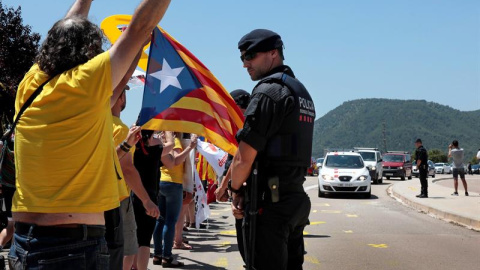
[321,210,342,214]
[312,210,318,213]
[219,230,237,236]
[343,230,353,233]
[310,221,326,225]
[368,244,388,248]
[304,255,321,265]
[346,214,358,218]
[213,257,229,268]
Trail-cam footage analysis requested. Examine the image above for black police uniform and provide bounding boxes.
[237,65,315,270]
[416,145,429,196]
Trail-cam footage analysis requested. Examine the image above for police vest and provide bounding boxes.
[253,72,316,168]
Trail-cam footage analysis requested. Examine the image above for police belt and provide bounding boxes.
[262,181,305,203]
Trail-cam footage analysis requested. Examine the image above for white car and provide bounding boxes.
[434,163,451,174]
[318,152,371,198]
[355,147,383,184]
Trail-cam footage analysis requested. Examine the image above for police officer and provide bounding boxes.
[229,29,315,270]
[415,138,429,198]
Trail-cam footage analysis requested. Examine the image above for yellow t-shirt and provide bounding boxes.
[112,116,130,201]
[13,51,121,213]
[160,138,184,184]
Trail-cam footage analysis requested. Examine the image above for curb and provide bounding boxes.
[387,184,480,232]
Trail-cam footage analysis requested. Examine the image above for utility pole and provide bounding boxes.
[382,120,387,152]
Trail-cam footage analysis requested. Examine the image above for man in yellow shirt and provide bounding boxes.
[110,86,160,270]
[10,0,172,269]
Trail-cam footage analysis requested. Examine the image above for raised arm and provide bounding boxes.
[109,0,172,90]
[65,0,93,18]
[111,49,144,107]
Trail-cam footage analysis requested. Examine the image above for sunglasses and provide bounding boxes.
[240,51,257,62]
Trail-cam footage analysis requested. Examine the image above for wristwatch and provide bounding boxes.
[228,179,244,194]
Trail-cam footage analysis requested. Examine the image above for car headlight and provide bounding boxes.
[399,166,403,170]
[322,174,334,181]
[370,167,376,171]
[357,175,368,181]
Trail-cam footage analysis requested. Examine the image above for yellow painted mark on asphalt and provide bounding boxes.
[219,230,237,236]
[310,221,326,225]
[303,231,309,235]
[408,187,417,191]
[217,241,231,247]
[368,244,388,248]
[304,256,321,265]
[213,257,228,268]
[346,214,358,218]
[210,212,220,216]
[321,210,342,214]
[313,203,330,207]
[343,230,353,233]
[312,210,318,213]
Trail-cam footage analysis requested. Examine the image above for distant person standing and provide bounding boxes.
[415,139,428,198]
[477,148,480,160]
[448,140,469,196]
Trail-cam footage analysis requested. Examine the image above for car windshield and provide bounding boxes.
[358,152,376,161]
[317,158,324,163]
[382,155,404,162]
[435,163,444,167]
[325,155,364,169]
[472,165,479,169]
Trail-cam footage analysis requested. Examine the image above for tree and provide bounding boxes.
[0,2,40,134]
[428,149,448,163]
[472,155,478,165]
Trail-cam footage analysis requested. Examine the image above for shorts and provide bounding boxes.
[120,197,138,256]
[452,168,465,179]
[132,195,157,247]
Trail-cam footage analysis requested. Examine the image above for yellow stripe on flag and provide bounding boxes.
[142,119,238,155]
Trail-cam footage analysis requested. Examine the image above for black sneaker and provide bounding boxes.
[418,194,428,198]
[465,192,469,196]
[451,192,459,196]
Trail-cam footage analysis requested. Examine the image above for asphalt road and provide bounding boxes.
[159,176,480,270]
[2,177,478,269]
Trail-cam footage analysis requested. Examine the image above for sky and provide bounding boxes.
[5,0,480,126]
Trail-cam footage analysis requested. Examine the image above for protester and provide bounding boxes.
[230,29,315,270]
[132,130,174,270]
[215,89,251,263]
[449,140,469,196]
[111,86,160,270]
[9,0,172,268]
[173,136,196,250]
[0,134,15,252]
[153,132,197,267]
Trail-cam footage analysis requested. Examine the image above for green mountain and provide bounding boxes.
[312,99,480,160]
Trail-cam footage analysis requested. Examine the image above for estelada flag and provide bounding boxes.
[138,27,244,155]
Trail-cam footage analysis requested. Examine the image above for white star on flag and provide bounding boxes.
[150,59,184,93]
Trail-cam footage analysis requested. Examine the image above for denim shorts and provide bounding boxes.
[8,224,109,270]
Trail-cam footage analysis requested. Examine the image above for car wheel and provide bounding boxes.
[401,175,405,181]
[318,188,325,198]
[386,176,390,180]
[408,175,412,180]
[432,173,435,178]
[379,176,383,184]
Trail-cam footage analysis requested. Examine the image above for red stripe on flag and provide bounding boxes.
[154,108,236,143]
[185,90,231,123]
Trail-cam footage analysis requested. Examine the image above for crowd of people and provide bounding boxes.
[0,0,318,269]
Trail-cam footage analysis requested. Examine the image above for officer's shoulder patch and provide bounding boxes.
[253,79,292,103]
